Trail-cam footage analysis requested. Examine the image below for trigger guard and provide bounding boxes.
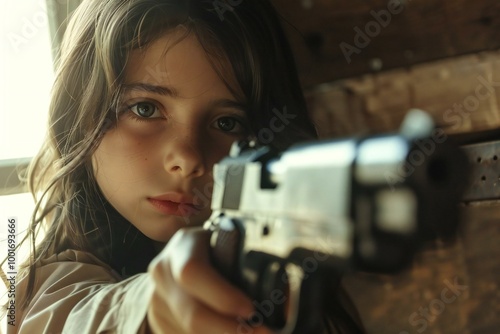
[280,263,329,334]
[278,263,303,333]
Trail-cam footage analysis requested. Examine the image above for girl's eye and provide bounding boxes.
[130,102,161,118]
[215,116,247,134]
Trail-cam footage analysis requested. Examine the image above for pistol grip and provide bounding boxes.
[208,217,326,333]
[209,217,287,329]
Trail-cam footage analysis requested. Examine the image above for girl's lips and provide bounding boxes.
[148,199,200,216]
[148,192,202,217]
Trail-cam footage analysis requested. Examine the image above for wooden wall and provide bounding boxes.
[270,1,500,333]
[272,0,500,86]
[305,52,500,138]
[342,202,500,334]
[271,0,500,138]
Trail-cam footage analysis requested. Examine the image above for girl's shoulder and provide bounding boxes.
[37,249,118,272]
[15,249,152,333]
[32,249,124,284]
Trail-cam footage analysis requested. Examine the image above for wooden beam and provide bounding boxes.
[272,0,500,88]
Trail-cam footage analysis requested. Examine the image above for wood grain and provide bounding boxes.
[305,51,500,138]
[342,201,500,334]
[271,0,500,87]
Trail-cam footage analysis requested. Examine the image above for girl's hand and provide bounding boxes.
[147,227,274,334]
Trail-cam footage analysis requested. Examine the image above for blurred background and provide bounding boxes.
[270,1,500,333]
[1,1,499,333]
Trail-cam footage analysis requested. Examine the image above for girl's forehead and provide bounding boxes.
[127,30,195,74]
[123,31,236,99]
[126,32,205,81]
[124,29,242,99]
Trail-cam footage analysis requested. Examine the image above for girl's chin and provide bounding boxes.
[142,214,210,242]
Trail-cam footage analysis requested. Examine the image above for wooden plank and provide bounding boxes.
[272,0,500,87]
[342,201,500,333]
[305,51,500,137]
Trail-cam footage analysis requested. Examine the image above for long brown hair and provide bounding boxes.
[18,0,317,309]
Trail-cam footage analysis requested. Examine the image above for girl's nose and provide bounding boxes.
[164,133,206,179]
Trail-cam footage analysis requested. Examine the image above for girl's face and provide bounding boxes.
[92,30,248,242]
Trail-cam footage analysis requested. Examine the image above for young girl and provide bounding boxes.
[8,0,364,333]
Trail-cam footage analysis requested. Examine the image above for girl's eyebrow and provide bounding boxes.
[210,99,247,113]
[122,82,247,112]
[122,82,180,97]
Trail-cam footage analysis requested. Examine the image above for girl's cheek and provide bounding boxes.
[112,120,167,153]
[91,135,151,181]
[207,136,235,164]
[117,116,166,138]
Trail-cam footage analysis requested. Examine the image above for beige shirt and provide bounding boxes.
[5,250,364,334]
[8,250,154,334]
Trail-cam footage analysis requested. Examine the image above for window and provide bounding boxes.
[1,0,54,160]
[0,0,55,327]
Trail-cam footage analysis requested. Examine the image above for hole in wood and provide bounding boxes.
[481,176,487,181]
[477,157,482,163]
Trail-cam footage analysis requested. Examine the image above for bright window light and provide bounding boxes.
[0,0,54,160]
[0,2,54,329]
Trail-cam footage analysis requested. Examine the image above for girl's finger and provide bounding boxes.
[151,227,254,317]
[152,275,275,334]
[175,257,255,318]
